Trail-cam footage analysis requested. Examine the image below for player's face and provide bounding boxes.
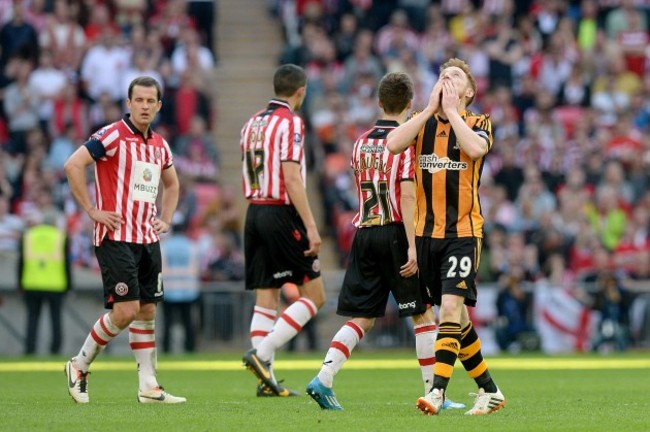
[127,85,162,130]
[439,66,473,102]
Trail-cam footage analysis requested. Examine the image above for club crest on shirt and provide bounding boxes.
[155,149,162,160]
[115,282,129,296]
[93,127,108,139]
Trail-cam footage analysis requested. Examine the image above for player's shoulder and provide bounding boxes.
[90,120,122,141]
[465,110,490,120]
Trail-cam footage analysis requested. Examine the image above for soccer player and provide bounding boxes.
[63,76,185,404]
[240,64,326,396]
[387,58,506,415]
[306,72,464,411]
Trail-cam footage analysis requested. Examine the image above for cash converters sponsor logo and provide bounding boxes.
[398,301,417,310]
[418,154,468,173]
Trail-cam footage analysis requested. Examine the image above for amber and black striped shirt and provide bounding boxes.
[412,111,492,239]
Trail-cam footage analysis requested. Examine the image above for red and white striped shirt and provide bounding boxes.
[85,115,173,246]
[351,120,415,227]
[240,99,306,204]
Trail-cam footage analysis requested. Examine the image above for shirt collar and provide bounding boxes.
[268,99,293,112]
[375,119,399,128]
[122,114,154,139]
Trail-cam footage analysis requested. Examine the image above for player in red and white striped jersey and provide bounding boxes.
[307,72,464,411]
[241,64,326,397]
[63,76,185,404]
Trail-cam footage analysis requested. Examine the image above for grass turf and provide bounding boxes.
[1,352,649,432]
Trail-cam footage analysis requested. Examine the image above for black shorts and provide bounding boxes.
[337,224,427,318]
[416,236,481,307]
[244,204,321,290]
[95,239,164,308]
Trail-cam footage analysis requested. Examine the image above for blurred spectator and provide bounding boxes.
[149,0,196,56]
[374,9,420,60]
[38,0,86,76]
[161,215,201,353]
[44,122,77,174]
[3,59,39,155]
[585,184,627,251]
[515,165,557,221]
[186,0,216,53]
[485,17,523,89]
[493,144,524,202]
[334,12,358,62]
[174,139,219,183]
[590,271,632,352]
[172,70,212,136]
[18,212,71,355]
[28,49,67,132]
[0,0,39,87]
[605,0,647,40]
[0,194,23,254]
[83,2,119,44]
[51,81,88,141]
[495,267,537,352]
[202,231,244,282]
[174,115,218,164]
[80,27,130,103]
[170,27,215,83]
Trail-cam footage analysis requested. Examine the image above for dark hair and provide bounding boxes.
[273,64,306,98]
[377,72,413,115]
[128,76,163,101]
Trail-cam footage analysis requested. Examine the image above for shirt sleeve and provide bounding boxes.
[472,114,493,153]
[280,115,304,163]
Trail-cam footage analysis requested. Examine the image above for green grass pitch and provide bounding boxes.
[1,352,649,431]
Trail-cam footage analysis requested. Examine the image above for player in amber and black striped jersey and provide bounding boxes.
[307,72,464,411]
[387,58,506,416]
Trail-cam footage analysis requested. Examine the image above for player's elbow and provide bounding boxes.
[63,157,77,178]
[386,137,401,155]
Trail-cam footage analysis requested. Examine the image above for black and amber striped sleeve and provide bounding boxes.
[472,113,493,153]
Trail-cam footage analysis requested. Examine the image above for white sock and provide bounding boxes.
[317,321,364,388]
[256,298,317,361]
[250,305,278,381]
[75,313,121,372]
[414,322,437,394]
[250,305,277,349]
[129,320,158,391]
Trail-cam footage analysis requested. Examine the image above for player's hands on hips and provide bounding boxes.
[88,208,123,231]
[304,226,321,257]
[399,246,418,277]
[152,218,170,234]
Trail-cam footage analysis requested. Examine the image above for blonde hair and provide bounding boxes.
[440,58,477,106]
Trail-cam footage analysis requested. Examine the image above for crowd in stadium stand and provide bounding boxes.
[269,0,650,351]
[0,0,244,286]
[1,0,649,352]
